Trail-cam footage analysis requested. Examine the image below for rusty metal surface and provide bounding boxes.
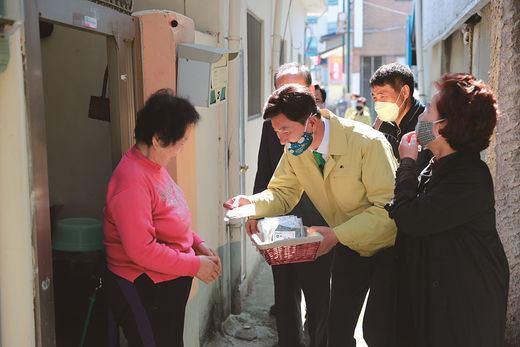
[23,0,56,345]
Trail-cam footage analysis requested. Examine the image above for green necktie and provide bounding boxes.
[313,151,326,174]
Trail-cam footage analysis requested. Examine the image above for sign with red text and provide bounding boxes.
[329,56,343,84]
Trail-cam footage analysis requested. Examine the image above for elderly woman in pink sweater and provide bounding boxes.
[103,89,221,347]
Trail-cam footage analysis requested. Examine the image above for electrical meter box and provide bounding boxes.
[177,43,238,107]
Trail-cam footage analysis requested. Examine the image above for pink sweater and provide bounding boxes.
[103,146,202,283]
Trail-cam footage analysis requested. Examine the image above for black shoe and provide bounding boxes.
[269,304,277,316]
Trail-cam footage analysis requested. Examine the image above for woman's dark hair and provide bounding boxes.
[263,84,320,124]
[369,62,415,107]
[134,89,200,146]
[435,73,498,152]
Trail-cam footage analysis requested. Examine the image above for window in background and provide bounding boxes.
[327,21,337,33]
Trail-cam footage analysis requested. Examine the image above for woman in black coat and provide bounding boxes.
[386,73,509,347]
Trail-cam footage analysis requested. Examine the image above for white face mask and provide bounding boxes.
[374,88,405,122]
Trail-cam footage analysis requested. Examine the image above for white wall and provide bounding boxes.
[243,0,275,284]
[421,3,492,102]
[422,0,489,49]
[0,29,36,347]
[40,25,113,222]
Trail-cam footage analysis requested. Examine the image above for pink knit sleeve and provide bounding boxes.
[192,232,204,248]
[109,186,201,277]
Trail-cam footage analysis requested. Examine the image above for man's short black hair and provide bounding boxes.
[314,84,327,102]
[274,62,312,88]
[135,88,200,146]
[369,63,415,106]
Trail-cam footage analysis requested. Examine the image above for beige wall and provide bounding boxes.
[242,0,310,274]
[40,25,113,222]
[0,29,36,347]
[244,0,274,281]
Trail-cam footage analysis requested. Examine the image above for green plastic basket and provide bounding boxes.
[52,218,104,252]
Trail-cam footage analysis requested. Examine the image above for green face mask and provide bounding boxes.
[287,117,313,156]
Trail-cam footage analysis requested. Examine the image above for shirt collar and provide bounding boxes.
[314,116,330,159]
[399,98,423,128]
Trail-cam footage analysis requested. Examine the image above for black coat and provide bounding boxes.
[386,152,509,347]
[253,120,327,227]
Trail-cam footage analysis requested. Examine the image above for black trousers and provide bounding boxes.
[104,271,193,347]
[272,252,332,347]
[328,244,397,347]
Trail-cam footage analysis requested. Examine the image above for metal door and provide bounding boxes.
[23,0,136,345]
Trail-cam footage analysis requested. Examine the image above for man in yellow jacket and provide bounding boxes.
[225,84,398,347]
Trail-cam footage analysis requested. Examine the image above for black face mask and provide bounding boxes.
[356,105,363,111]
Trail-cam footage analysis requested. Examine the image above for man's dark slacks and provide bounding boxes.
[328,244,397,347]
[272,252,332,347]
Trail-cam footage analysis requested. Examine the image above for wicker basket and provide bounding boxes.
[250,229,323,265]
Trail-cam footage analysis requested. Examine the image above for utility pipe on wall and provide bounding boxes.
[271,0,284,88]
[227,0,243,315]
[415,0,425,103]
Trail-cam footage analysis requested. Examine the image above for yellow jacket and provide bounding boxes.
[345,106,372,126]
[251,110,397,256]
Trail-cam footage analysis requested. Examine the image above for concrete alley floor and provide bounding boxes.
[202,260,368,347]
[203,261,278,346]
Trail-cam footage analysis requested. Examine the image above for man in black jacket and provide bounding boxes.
[253,63,331,347]
[370,63,432,174]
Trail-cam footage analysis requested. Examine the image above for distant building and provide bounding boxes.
[307,0,412,119]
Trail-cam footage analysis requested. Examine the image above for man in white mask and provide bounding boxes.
[370,63,432,174]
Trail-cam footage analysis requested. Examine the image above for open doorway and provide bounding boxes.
[22,0,137,344]
[40,21,113,346]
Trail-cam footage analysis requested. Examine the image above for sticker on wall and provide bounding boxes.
[83,16,98,29]
[209,55,228,105]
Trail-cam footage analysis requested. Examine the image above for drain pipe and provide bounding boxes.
[415,0,425,103]
[227,0,243,315]
[271,0,284,87]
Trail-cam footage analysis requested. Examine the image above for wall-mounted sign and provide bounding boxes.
[329,56,343,84]
[83,16,98,29]
[210,55,228,105]
[177,43,238,108]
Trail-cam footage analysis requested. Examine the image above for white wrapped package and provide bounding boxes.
[257,215,306,242]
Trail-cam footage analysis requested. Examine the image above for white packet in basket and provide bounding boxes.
[257,215,306,243]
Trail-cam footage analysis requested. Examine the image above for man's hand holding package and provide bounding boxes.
[308,226,338,258]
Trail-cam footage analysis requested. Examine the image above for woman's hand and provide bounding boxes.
[399,131,419,161]
[223,195,253,209]
[196,255,222,284]
[308,226,338,258]
[245,219,260,236]
[195,242,222,274]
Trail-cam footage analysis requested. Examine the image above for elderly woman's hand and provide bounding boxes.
[195,242,222,274]
[196,255,222,284]
[399,131,419,161]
